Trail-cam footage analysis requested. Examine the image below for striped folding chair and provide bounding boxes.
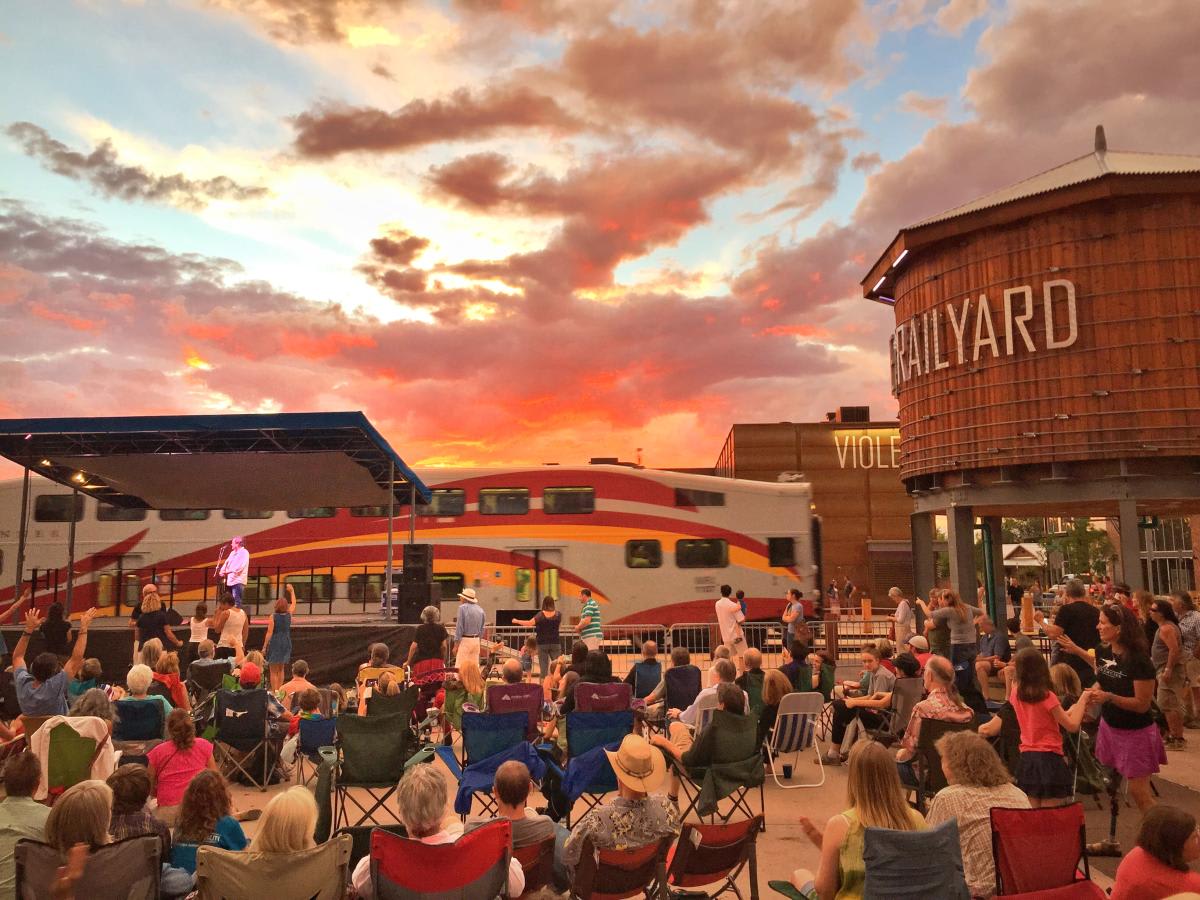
[692,692,719,735]
[765,692,825,789]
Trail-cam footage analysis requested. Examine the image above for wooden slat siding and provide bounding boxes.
[889,193,1200,481]
[724,423,910,599]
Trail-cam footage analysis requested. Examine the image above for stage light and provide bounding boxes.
[39,459,51,467]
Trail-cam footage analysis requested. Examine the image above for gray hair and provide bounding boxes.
[396,762,447,838]
[420,605,441,625]
[713,659,736,683]
[127,664,154,695]
[670,646,690,667]
[1064,579,1086,600]
[70,688,117,724]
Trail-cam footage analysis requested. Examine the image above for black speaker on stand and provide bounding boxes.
[396,582,439,624]
[402,544,434,584]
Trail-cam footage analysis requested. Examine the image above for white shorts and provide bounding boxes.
[582,635,601,652]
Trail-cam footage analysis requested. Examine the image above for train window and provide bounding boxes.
[478,488,529,516]
[284,574,333,601]
[243,576,273,603]
[160,509,210,521]
[0,549,3,576]
[625,540,662,568]
[349,573,385,601]
[224,509,273,519]
[543,487,595,515]
[34,494,84,523]
[434,572,466,600]
[350,506,388,517]
[286,507,335,519]
[768,537,796,567]
[416,489,466,517]
[675,538,729,568]
[97,504,147,522]
[674,488,725,507]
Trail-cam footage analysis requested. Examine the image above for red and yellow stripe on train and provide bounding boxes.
[0,465,816,625]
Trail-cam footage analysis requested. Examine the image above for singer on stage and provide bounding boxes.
[218,536,249,608]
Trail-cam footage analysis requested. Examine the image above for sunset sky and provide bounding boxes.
[1,0,1195,470]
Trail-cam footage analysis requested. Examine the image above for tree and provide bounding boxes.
[1002,517,1047,542]
[1043,518,1113,576]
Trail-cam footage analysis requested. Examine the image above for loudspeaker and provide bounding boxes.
[396,582,439,624]
[402,544,434,583]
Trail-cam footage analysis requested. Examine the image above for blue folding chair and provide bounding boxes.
[560,709,635,825]
[766,692,825,788]
[863,818,970,899]
[113,698,167,766]
[451,711,529,819]
[295,716,337,787]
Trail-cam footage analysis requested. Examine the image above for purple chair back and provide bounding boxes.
[575,681,632,712]
[485,682,544,738]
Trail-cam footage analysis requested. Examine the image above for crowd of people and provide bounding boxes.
[0,575,1195,899]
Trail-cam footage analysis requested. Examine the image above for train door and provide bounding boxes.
[94,553,144,612]
[514,548,563,606]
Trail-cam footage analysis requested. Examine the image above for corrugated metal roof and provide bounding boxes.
[912,149,1200,228]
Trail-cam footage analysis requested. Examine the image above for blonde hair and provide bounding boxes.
[458,659,485,696]
[845,741,919,831]
[942,589,970,622]
[248,786,317,853]
[246,650,266,669]
[936,731,1012,788]
[1050,663,1082,700]
[139,638,164,669]
[762,669,793,707]
[140,591,162,613]
[46,780,112,851]
[155,651,181,675]
[375,671,400,696]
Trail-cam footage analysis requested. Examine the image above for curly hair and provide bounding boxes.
[166,708,196,751]
[176,769,231,843]
[935,731,1012,788]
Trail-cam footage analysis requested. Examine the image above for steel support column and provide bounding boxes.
[911,512,936,601]
[1117,498,1144,591]
[947,505,977,603]
[982,515,1007,629]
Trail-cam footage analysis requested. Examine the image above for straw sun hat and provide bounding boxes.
[604,734,666,793]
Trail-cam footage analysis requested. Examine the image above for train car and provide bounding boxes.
[0,465,816,626]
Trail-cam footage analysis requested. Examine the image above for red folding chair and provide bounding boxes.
[575,682,633,712]
[370,819,513,899]
[991,804,1105,898]
[513,834,557,897]
[665,816,763,900]
[571,835,671,900]
[486,682,545,740]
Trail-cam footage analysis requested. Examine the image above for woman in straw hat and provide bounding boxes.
[561,734,680,878]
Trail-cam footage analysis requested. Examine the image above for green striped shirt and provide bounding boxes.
[579,598,602,639]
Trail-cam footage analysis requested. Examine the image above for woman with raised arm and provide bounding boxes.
[263,584,296,692]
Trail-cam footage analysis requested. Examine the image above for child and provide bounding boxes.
[984,647,1094,807]
[520,636,537,679]
[287,688,324,738]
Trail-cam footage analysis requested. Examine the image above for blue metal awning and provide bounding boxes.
[0,411,431,508]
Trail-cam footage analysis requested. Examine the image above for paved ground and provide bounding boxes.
[227,730,1200,896]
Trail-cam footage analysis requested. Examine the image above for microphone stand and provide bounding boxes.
[214,543,228,602]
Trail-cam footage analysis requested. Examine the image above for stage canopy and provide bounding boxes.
[0,412,431,509]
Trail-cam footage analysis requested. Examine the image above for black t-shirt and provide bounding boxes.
[412,623,448,664]
[1051,601,1100,685]
[40,619,72,655]
[136,609,172,646]
[1006,584,1023,613]
[534,611,562,645]
[1095,644,1157,730]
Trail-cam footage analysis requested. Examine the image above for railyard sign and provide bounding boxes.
[889,278,1078,393]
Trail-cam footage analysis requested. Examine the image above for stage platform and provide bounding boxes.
[1,613,418,686]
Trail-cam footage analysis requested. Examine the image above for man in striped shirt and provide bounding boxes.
[578,589,602,651]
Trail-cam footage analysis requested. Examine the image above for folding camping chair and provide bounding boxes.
[645,665,703,735]
[486,682,545,739]
[664,816,763,900]
[112,697,166,766]
[514,834,557,897]
[295,715,338,787]
[365,683,418,721]
[576,681,633,712]
[35,717,114,802]
[16,834,160,900]
[369,819,513,899]
[691,692,719,735]
[671,709,765,828]
[862,818,970,899]
[334,824,407,874]
[864,676,923,747]
[571,835,671,900]
[332,711,414,829]
[453,710,530,818]
[213,688,273,791]
[765,692,825,788]
[187,660,231,704]
[195,833,353,900]
[904,717,975,812]
[740,669,766,721]
[990,803,1105,898]
[558,709,636,826]
[628,658,663,701]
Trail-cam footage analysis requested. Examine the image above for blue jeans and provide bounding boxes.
[229,583,244,608]
[552,824,571,891]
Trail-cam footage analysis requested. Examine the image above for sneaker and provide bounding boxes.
[1086,839,1121,857]
[1166,737,1187,751]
